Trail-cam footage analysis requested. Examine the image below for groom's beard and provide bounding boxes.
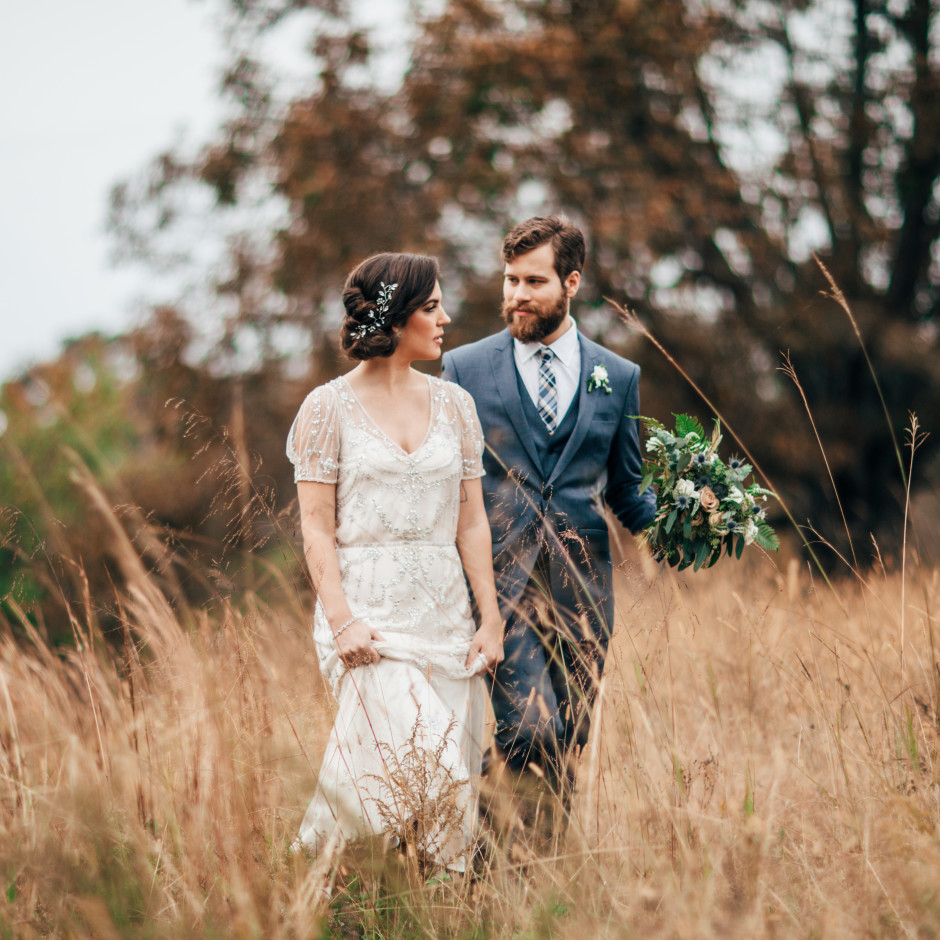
[501,290,569,343]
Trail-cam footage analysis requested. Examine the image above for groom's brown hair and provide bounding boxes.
[501,216,585,285]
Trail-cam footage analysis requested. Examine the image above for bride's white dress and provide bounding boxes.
[287,374,488,869]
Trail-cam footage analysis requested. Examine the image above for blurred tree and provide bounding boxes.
[1,335,151,640]
[106,0,940,566]
[0,324,304,643]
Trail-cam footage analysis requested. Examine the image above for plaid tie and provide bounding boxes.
[536,347,558,434]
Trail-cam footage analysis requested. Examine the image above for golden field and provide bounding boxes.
[1,508,939,938]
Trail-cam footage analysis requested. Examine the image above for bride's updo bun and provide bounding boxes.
[340,252,440,360]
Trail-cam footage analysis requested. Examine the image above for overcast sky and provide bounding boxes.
[0,1,417,384]
[0,0,224,381]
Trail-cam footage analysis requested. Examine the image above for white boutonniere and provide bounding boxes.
[587,363,612,394]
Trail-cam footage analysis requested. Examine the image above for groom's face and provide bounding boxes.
[501,243,580,344]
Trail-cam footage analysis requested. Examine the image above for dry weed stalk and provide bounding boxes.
[2,501,938,937]
[2,326,940,936]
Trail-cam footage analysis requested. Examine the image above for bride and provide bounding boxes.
[287,252,504,870]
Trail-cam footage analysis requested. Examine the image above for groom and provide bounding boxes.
[442,216,656,826]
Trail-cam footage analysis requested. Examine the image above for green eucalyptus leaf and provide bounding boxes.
[693,539,709,571]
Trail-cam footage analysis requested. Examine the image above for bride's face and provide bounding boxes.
[397,281,450,361]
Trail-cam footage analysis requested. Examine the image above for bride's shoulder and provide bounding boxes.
[431,375,480,418]
[293,376,349,418]
[431,374,470,401]
[302,375,348,402]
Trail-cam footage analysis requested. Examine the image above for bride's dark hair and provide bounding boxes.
[341,252,440,360]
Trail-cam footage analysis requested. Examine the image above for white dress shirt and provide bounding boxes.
[513,319,581,423]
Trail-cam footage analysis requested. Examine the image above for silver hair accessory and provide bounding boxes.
[352,281,398,340]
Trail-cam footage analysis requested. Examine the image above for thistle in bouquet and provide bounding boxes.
[639,414,779,570]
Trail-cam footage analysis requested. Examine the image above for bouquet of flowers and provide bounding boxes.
[640,414,779,570]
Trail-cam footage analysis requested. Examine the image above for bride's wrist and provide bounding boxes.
[476,617,503,635]
[331,615,358,640]
[474,600,502,624]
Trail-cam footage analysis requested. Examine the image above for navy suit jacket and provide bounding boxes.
[442,328,655,633]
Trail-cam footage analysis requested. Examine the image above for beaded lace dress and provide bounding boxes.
[287,374,488,869]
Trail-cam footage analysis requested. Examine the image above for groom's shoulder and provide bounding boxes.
[448,330,508,358]
[580,333,641,379]
[445,330,508,368]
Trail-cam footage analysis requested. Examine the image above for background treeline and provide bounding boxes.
[3,0,940,642]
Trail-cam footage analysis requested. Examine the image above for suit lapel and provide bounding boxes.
[548,338,601,484]
[491,333,545,474]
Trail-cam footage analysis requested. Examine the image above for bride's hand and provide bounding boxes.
[465,618,504,674]
[335,620,383,669]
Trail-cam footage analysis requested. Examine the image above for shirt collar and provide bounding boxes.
[513,319,580,366]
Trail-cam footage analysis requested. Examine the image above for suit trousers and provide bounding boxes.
[487,546,609,798]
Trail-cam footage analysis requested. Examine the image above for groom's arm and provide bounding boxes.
[604,364,656,534]
[441,350,459,385]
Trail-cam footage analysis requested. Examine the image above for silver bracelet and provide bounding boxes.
[332,616,357,641]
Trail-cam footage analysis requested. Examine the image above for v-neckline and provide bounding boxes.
[339,374,434,458]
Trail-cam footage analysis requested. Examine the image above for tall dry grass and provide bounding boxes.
[1,465,939,938]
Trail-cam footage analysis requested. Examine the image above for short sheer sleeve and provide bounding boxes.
[286,384,341,483]
[449,383,485,480]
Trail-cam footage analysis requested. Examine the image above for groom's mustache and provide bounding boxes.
[503,302,539,317]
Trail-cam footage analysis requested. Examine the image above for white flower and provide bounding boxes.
[675,478,699,499]
[744,519,759,545]
[587,364,612,394]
